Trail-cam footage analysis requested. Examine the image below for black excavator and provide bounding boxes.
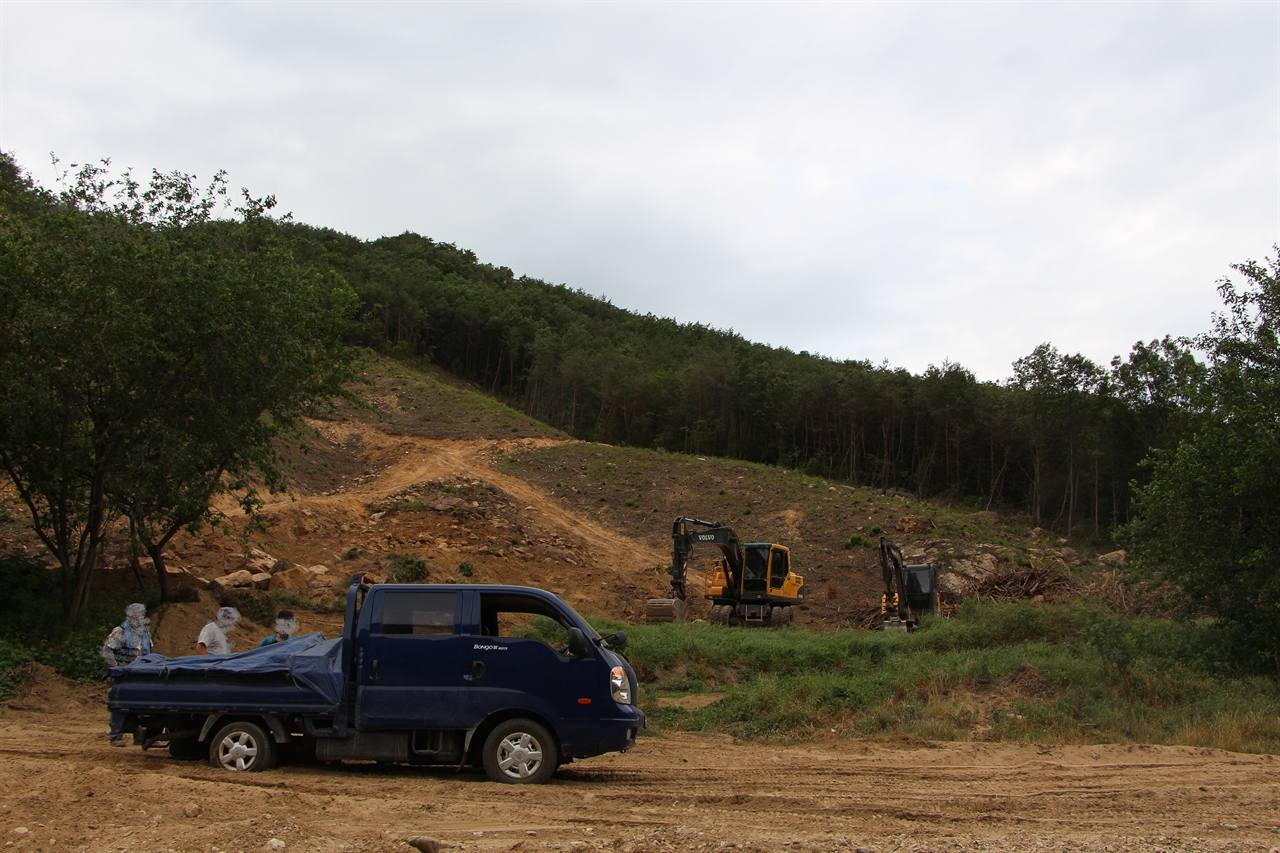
[646,517,806,626]
[878,536,938,631]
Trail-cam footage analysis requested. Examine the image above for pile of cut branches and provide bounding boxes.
[837,604,886,631]
[968,567,1083,603]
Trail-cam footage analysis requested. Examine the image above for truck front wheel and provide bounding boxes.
[482,719,557,784]
[209,721,276,773]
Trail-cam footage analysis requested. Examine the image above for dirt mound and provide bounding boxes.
[151,418,672,624]
[4,663,104,713]
[150,591,270,657]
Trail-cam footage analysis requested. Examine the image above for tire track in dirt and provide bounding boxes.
[262,420,670,584]
[5,687,1280,853]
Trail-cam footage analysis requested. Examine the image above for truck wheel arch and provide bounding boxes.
[199,713,290,744]
[468,710,562,767]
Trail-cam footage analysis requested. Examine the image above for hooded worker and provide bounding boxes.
[103,603,152,745]
[258,610,300,647]
[102,603,152,667]
[195,606,241,655]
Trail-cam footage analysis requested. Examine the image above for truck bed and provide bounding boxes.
[107,633,345,717]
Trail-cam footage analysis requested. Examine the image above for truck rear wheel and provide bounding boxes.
[482,719,557,784]
[209,721,276,773]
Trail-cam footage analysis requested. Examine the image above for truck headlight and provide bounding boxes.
[610,666,631,704]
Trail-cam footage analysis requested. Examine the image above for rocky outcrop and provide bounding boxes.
[268,564,331,591]
[210,570,255,593]
[896,516,933,533]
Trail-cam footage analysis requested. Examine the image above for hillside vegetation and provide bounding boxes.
[284,224,1203,543]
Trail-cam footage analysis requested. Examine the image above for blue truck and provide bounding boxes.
[107,579,645,784]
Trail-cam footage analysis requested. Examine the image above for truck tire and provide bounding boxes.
[770,606,791,627]
[209,721,276,773]
[482,719,557,784]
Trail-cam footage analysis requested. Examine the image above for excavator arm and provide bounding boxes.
[668,517,743,600]
[878,536,939,631]
[879,536,909,622]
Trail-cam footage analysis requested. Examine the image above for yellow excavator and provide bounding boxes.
[646,517,806,626]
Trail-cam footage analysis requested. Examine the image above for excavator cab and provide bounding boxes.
[743,544,770,593]
[743,544,792,594]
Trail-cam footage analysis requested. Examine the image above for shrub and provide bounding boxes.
[217,589,275,625]
[389,553,429,583]
[0,552,159,687]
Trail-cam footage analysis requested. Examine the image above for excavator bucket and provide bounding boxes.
[645,598,688,623]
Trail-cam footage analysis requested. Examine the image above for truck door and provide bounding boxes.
[464,591,605,755]
[356,589,469,729]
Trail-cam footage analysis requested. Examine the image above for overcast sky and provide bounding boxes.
[2,1,1276,380]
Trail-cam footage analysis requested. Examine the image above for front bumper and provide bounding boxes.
[574,705,645,757]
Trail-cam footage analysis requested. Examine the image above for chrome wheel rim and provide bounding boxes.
[216,731,259,771]
[496,731,544,779]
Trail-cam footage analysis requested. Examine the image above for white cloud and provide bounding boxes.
[3,1,1275,379]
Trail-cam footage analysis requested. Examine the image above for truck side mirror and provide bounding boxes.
[567,627,592,658]
[605,631,627,649]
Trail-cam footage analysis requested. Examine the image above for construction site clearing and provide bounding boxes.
[2,375,1278,852]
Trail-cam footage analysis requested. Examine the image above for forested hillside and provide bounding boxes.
[284,224,1207,540]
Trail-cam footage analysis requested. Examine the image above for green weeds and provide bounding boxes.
[600,601,1280,753]
[388,553,429,583]
[0,554,153,699]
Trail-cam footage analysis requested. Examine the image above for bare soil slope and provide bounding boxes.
[0,356,1096,632]
[182,419,671,622]
[3,667,1278,853]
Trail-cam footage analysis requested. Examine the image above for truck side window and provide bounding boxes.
[378,591,457,635]
[479,592,574,648]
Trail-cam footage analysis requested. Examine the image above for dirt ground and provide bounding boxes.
[2,668,1279,853]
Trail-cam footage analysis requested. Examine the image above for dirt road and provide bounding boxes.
[3,669,1278,853]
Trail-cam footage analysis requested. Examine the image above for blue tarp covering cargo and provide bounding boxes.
[109,633,346,707]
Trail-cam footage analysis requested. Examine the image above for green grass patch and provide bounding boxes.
[591,601,1280,753]
[389,553,429,583]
